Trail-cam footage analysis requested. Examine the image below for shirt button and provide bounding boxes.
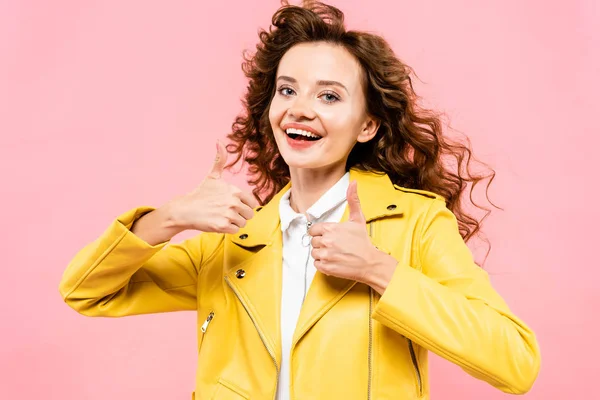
[236,269,246,279]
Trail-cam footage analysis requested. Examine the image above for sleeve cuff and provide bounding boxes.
[114,206,170,250]
[372,263,423,334]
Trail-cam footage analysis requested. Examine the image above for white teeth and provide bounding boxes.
[285,128,321,139]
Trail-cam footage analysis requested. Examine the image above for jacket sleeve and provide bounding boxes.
[59,206,220,317]
[371,199,541,394]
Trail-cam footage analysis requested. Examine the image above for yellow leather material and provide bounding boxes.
[59,168,540,399]
[211,378,250,399]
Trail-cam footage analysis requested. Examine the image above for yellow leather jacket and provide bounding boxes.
[59,168,540,399]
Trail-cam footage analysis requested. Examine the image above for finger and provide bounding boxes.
[313,259,325,272]
[311,247,325,261]
[227,210,247,229]
[347,180,366,223]
[313,259,334,275]
[239,191,260,209]
[212,219,240,234]
[310,235,324,249]
[232,200,255,221]
[208,140,228,179]
[221,223,240,234]
[308,222,336,237]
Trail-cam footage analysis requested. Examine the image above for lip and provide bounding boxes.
[281,123,322,137]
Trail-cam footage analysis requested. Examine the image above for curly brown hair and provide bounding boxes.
[226,0,497,260]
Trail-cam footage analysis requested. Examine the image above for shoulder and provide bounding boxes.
[392,184,445,202]
[388,184,454,226]
[391,185,447,214]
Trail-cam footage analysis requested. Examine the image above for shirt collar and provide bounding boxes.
[279,171,350,232]
[231,168,413,248]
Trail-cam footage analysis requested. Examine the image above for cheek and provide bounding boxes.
[269,98,286,127]
[320,107,362,140]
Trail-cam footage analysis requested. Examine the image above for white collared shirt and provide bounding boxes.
[276,171,350,400]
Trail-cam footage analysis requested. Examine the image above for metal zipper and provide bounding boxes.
[201,311,214,333]
[408,339,423,396]
[298,196,348,302]
[368,222,374,400]
[301,220,313,304]
[225,276,279,400]
[368,287,373,400]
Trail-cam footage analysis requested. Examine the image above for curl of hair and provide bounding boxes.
[226,0,498,265]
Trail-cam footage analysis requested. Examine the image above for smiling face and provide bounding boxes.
[269,41,379,173]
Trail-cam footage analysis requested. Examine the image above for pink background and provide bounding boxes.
[1,0,598,398]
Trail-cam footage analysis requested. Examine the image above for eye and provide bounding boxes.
[276,86,340,104]
[278,85,296,97]
[320,91,340,104]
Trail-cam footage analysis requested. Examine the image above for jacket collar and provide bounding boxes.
[231,167,403,248]
[225,168,405,365]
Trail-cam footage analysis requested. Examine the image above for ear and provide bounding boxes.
[357,116,380,143]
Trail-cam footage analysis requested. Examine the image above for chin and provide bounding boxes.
[281,156,324,170]
[282,154,346,172]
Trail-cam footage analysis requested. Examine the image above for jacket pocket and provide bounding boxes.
[211,378,250,400]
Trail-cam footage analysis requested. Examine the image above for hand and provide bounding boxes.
[168,140,260,234]
[308,180,388,285]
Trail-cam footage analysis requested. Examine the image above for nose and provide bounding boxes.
[287,95,317,120]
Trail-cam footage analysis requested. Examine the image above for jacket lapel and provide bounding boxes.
[224,232,283,365]
[292,168,404,349]
[225,168,405,362]
[225,181,290,366]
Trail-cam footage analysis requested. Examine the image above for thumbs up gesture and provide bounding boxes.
[308,181,393,286]
[346,180,367,225]
[168,140,260,233]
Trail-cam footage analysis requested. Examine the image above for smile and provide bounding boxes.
[285,128,322,141]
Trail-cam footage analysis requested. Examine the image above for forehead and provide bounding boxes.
[277,42,363,91]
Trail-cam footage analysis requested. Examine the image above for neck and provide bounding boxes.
[288,164,347,214]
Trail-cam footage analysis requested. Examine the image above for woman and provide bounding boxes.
[59,1,540,399]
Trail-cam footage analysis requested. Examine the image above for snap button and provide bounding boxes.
[239,233,248,240]
[387,204,397,210]
[236,269,246,279]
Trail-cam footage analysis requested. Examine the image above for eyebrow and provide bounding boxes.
[276,75,349,94]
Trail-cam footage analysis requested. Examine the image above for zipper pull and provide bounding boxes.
[301,220,313,247]
[201,312,214,333]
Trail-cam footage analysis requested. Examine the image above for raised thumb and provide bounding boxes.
[347,180,365,223]
[208,140,228,179]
